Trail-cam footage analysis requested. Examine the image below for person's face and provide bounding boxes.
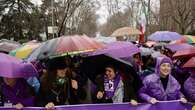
[160,63,171,76]
[3,78,17,87]
[105,67,115,80]
[57,68,66,78]
[133,54,140,62]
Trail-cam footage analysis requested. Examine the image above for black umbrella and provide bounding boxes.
[81,54,142,92]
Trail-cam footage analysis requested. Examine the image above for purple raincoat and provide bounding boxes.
[139,57,184,102]
[2,79,34,106]
[184,73,195,102]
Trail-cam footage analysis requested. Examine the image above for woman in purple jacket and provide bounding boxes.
[139,56,187,104]
[1,78,35,109]
[184,69,195,102]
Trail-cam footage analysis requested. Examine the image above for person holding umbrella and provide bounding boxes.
[139,56,187,104]
[184,69,195,102]
[0,53,38,109]
[95,64,138,105]
[37,57,80,109]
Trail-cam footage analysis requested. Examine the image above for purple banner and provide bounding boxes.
[0,101,193,110]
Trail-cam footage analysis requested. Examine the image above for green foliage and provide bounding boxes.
[0,0,43,41]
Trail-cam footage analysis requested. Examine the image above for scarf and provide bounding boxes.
[104,73,121,99]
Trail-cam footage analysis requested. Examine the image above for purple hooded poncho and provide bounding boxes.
[184,70,195,102]
[139,57,184,102]
[2,79,35,107]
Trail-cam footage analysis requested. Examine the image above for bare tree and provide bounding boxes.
[68,0,98,36]
[56,0,84,36]
[41,0,84,38]
[169,0,194,34]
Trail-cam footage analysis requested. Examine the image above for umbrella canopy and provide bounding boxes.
[27,35,104,61]
[81,54,142,91]
[145,41,157,47]
[9,42,41,59]
[0,53,38,78]
[173,47,195,58]
[111,27,141,37]
[86,41,140,58]
[165,43,194,52]
[0,39,21,53]
[139,47,154,56]
[170,35,195,44]
[151,51,164,58]
[148,31,182,42]
[183,57,195,68]
[94,36,116,44]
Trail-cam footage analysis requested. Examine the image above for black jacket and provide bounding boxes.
[36,78,79,106]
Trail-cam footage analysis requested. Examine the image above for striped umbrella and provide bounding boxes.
[9,42,41,59]
[27,35,105,61]
[170,35,195,44]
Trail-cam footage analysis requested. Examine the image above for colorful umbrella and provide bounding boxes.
[173,47,195,58]
[148,31,182,42]
[183,57,195,68]
[165,43,194,52]
[27,35,104,61]
[170,35,195,44]
[9,43,41,59]
[111,27,141,37]
[86,41,140,58]
[0,39,21,53]
[0,53,38,78]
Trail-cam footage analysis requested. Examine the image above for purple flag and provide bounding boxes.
[0,101,193,110]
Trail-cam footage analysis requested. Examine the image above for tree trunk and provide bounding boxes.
[17,0,23,41]
[44,16,49,40]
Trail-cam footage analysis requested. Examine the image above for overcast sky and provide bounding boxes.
[31,0,159,25]
[31,0,111,24]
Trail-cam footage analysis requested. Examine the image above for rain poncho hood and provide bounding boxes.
[139,57,184,102]
[155,56,173,75]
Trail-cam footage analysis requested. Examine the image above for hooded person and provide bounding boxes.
[0,78,35,109]
[139,56,187,104]
[184,69,195,102]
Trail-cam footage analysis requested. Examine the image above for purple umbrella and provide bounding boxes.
[148,31,182,42]
[165,43,194,52]
[0,53,38,78]
[87,41,140,58]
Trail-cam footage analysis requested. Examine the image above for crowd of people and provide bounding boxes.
[0,43,194,110]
